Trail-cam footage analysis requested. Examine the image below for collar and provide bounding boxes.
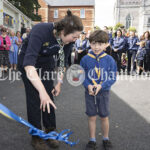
[88,51,107,61]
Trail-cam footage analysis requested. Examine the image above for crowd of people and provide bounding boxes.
[0,25,30,72]
[1,24,150,77]
[74,26,150,76]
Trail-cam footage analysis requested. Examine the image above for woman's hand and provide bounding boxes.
[52,82,61,96]
[39,91,57,113]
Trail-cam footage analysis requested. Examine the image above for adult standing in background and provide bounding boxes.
[22,27,31,40]
[9,31,19,70]
[75,32,88,64]
[126,31,139,75]
[143,31,150,76]
[112,29,125,74]
[0,27,11,73]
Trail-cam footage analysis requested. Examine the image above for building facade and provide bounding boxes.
[114,0,150,35]
[38,0,95,32]
[0,0,33,32]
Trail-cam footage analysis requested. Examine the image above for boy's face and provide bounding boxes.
[90,42,108,55]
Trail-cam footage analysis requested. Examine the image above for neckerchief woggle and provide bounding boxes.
[87,52,107,85]
[0,103,79,146]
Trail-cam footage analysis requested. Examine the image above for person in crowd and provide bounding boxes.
[112,29,125,74]
[121,53,127,74]
[121,28,128,53]
[103,26,113,55]
[80,30,117,150]
[0,25,4,35]
[136,41,146,75]
[0,27,11,73]
[126,30,139,75]
[16,31,23,54]
[9,31,19,70]
[18,10,83,150]
[143,31,150,76]
[75,31,88,64]
[22,27,31,40]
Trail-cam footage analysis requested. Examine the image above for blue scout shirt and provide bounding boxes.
[112,36,125,51]
[136,47,146,61]
[108,33,113,46]
[145,39,150,53]
[75,38,88,51]
[127,36,139,51]
[80,51,117,91]
[19,23,73,69]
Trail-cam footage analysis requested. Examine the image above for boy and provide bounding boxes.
[80,30,117,150]
[136,41,146,75]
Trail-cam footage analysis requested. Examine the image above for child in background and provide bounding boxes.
[121,53,127,74]
[136,41,146,75]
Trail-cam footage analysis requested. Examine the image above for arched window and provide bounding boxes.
[126,14,132,29]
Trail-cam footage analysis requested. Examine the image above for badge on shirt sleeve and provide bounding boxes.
[43,42,50,47]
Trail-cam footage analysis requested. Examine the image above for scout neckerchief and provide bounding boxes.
[87,52,107,85]
[55,34,65,74]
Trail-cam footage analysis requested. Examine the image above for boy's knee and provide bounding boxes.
[88,116,97,121]
[100,116,109,121]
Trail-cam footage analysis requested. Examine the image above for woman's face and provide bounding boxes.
[11,31,15,37]
[1,30,7,36]
[117,31,121,37]
[61,31,81,44]
[130,31,135,37]
[144,32,149,39]
[17,32,21,37]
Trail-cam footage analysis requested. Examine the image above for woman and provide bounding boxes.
[143,31,150,76]
[75,32,88,64]
[126,31,139,75]
[18,10,83,150]
[9,31,18,70]
[0,27,11,72]
[112,29,125,74]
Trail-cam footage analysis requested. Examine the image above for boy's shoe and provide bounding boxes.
[103,140,112,150]
[31,136,50,150]
[45,127,60,148]
[85,141,97,150]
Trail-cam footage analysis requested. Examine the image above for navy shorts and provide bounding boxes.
[85,90,110,117]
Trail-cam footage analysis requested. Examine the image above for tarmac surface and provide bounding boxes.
[0,72,150,150]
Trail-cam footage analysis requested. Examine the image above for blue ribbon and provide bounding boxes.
[0,103,79,146]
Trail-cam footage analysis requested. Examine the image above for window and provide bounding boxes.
[148,18,150,23]
[80,9,85,18]
[3,13,13,27]
[126,14,132,29]
[54,9,58,18]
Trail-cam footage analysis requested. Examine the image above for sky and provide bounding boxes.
[95,0,116,28]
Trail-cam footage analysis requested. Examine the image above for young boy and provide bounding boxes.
[136,41,146,75]
[80,30,117,150]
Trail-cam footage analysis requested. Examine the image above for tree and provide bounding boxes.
[114,22,124,31]
[8,0,41,21]
[129,26,136,32]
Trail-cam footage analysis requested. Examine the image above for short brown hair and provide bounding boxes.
[1,27,7,32]
[89,30,109,43]
[54,10,83,36]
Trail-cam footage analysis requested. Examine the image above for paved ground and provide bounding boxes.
[0,72,150,150]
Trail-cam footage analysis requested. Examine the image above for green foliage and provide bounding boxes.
[129,26,136,32]
[8,0,41,21]
[94,25,100,30]
[114,22,124,31]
